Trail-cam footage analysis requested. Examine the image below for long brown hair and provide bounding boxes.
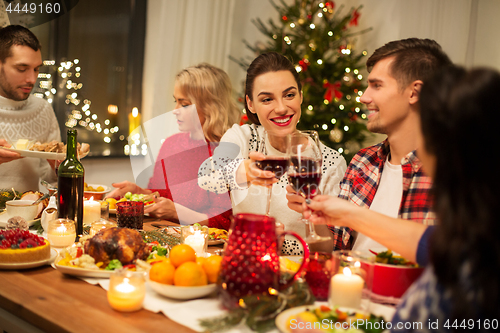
[421,65,500,323]
[244,52,301,125]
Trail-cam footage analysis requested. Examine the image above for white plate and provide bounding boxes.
[0,211,40,228]
[208,239,225,246]
[0,248,57,270]
[52,254,114,278]
[0,147,88,160]
[147,276,217,300]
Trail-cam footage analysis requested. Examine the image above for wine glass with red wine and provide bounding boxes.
[286,130,330,243]
[254,130,289,216]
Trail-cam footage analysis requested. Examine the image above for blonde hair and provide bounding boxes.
[175,63,240,142]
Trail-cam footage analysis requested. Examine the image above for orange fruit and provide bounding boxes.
[174,261,208,286]
[149,261,175,285]
[196,256,207,266]
[202,255,223,283]
[169,244,197,268]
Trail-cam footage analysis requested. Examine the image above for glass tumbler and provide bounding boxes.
[181,224,209,257]
[47,218,76,248]
[329,250,373,312]
[116,201,144,229]
[107,270,146,312]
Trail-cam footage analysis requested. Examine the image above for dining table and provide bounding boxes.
[0,218,207,333]
[0,217,397,333]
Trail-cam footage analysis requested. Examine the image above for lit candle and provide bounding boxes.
[128,107,141,135]
[90,219,117,237]
[329,267,364,309]
[83,198,101,226]
[184,230,206,256]
[108,274,145,312]
[47,219,76,248]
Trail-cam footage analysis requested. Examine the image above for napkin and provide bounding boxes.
[73,275,395,333]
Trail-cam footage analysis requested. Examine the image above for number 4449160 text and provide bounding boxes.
[6,2,61,14]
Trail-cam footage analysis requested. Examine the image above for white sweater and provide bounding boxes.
[199,124,347,253]
[0,95,61,193]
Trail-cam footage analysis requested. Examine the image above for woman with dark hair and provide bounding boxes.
[198,52,346,254]
[303,65,500,331]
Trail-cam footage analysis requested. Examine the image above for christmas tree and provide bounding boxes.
[233,0,372,161]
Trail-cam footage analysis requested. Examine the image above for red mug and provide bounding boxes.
[218,213,309,309]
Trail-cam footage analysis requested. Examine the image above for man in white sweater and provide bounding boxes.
[0,25,61,192]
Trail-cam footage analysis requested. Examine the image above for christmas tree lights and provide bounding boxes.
[232,0,372,160]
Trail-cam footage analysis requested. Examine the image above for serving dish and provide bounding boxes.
[0,147,66,160]
[368,261,424,298]
[0,146,89,160]
[0,248,57,270]
[275,305,363,333]
[0,211,40,228]
[84,184,111,200]
[146,276,216,300]
[52,254,114,278]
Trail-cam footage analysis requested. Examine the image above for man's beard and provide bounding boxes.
[0,68,32,101]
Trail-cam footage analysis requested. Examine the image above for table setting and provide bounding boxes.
[0,185,408,333]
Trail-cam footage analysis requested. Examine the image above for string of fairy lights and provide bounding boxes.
[35,59,146,156]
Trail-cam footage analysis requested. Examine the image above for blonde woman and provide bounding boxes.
[107,63,240,229]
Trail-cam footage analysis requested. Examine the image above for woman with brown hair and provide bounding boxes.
[198,52,346,254]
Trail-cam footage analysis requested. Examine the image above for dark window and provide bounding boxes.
[18,0,147,157]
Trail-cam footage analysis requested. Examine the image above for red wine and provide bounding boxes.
[57,176,84,236]
[288,172,321,198]
[57,129,85,239]
[289,157,321,173]
[255,157,289,178]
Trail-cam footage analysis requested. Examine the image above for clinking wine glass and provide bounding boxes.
[254,130,289,216]
[286,130,330,243]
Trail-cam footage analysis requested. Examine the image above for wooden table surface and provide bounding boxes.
[0,219,210,333]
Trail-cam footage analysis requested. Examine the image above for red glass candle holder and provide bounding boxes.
[116,201,144,229]
[304,251,334,301]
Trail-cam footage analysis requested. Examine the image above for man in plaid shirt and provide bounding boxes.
[332,38,452,250]
[287,38,451,251]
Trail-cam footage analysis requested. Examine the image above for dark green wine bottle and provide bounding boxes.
[57,129,85,239]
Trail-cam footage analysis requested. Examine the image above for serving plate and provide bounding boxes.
[52,255,114,278]
[0,147,89,160]
[146,276,216,300]
[84,184,111,200]
[0,211,40,228]
[0,248,57,270]
[275,305,371,333]
[0,146,66,160]
[162,226,225,246]
[208,239,225,246]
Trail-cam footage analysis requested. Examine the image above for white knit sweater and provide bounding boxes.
[0,95,61,192]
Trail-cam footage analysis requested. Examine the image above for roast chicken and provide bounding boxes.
[84,228,149,267]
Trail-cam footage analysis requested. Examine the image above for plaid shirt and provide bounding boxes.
[329,139,436,250]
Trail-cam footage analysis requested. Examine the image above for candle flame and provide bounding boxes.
[56,225,68,233]
[89,196,94,202]
[343,267,352,276]
[132,107,139,117]
[354,261,361,268]
[115,280,136,293]
[261,254,271,261]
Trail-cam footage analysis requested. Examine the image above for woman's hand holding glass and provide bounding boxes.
[253,133,289,215]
